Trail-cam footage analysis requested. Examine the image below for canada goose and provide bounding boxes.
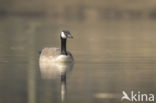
[39,30,73,63]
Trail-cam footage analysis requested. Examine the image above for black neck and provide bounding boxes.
[61,37,67,55]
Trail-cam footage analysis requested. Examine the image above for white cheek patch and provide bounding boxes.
[61,32,66,38]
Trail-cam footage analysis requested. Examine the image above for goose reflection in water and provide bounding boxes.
[39,62,74,102]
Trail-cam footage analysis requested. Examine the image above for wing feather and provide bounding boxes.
[41,48,61,58]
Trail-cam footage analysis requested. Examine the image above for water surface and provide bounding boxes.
[0,17,156,103]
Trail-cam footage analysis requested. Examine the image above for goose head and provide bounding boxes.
[60,30,73,39]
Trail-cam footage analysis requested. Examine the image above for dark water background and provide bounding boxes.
[0,1,156,103]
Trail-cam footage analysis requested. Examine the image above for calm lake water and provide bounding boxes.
[0,17,156,103]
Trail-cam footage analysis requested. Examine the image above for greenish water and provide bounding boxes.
[0,17,156,103]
